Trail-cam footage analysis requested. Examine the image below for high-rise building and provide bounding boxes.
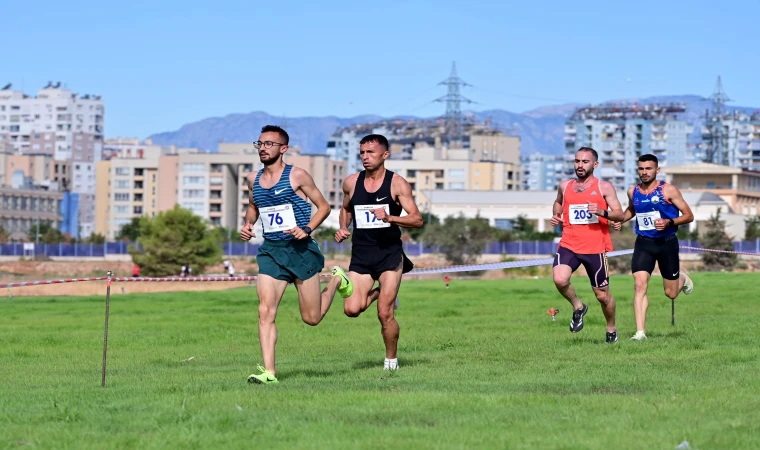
[0,82,105,238]
[564,104,692,191]
[521,153,565,191]
[700,111,760,170]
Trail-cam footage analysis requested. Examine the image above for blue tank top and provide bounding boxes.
[253,164,311,241]
[632,181,679,238]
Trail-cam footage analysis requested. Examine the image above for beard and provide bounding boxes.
[260,152,281,166]
[575,168,593,180]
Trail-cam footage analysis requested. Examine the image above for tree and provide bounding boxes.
[407,213,440,241]
[84,233,106,244]
[700,208,737,271]
[129,205,223,276]
[116,217,141,242]
[511,214,556,241]
[422,213,493,265]
[209,226,236,244]
[33,221,67,244]
[744,216,760,241]
[312,226,338,242]
[0,225,8,244]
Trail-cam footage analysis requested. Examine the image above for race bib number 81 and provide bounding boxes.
[355,204,391,229]
[636,211,660,231]
[569,204,599,225]
[259,204,297,233]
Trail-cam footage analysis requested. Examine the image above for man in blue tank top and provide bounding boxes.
[333,134,423,371]
[239,125,350,384]
[621,154,695,341]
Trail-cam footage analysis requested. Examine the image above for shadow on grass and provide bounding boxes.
[278,367,350,380]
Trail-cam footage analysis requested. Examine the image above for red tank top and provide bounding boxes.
[559,178,611,254]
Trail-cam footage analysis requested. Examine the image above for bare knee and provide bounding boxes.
[258,303,276,323]
[664,287,679,300]
[377,306,395,326]
[594,289,611,304]
[553,274,571,289]
[344,304,362,318]
[634,278,649,294]
[302,316,320,326]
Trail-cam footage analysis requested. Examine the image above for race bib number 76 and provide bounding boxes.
[259,204,297,233]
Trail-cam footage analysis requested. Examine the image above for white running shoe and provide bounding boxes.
[681,273,694,295]
[631,331,647,341]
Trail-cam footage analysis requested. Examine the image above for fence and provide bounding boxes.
[3,239,760,258]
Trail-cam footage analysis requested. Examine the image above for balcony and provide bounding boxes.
[210,177,223,185]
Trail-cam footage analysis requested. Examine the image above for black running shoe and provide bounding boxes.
[569,303,588,333]
[606,331,618,344]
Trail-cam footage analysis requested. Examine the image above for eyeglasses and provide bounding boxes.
[253,140,286,150]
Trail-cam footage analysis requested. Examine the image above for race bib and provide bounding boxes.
[259,204,297,233]
[636,211,660,231]
[568,204,598,225]
[355,204,391,229]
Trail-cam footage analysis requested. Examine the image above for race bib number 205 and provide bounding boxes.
[259,204,297,233]
[568,204,599,225]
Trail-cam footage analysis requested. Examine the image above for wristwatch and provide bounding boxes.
[668,219,675,227]
[602,210,609,218]
[302,226,312,235]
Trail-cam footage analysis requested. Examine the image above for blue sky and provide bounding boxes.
[3,0,758,139]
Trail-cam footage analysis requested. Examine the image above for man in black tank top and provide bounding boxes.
[333,134,423,371]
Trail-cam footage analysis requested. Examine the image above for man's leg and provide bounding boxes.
[592,286,616,333]
[343,272,381,317]
[376,262,404,362]
[293,273,343,325]
[632,271,651,336]
[661,242,686,300]
[582,253,616,336]
[255,274,289,376]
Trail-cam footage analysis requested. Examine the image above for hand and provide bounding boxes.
[550,213,562,227]
[373,207,391,223]
[654,218,667,231]
[612,221,622,231]
[335,228,351,243]
[284,227,309,240]
[587,201,600,216]
[239,222,255,241]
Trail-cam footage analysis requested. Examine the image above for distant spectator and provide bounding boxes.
[132,264,140,278]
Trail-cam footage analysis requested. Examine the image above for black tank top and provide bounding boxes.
[349,170,402,247]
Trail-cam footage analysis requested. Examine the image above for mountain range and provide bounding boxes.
[147,95,760,157]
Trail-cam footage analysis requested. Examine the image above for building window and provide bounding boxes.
[183,176,205,185]
[448,169,465,178]
[494,219,514,230]
[115,180,130,189]
[114,193,130,201]
[183,189,204,198]
[114,205,129,214]
[181,202,205,215]
[115,167,130,176]
[448,182,465,190]
[183,163,204,171]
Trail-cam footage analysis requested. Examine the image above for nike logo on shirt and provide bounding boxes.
[376,197,387,201]
[274,188,286,195]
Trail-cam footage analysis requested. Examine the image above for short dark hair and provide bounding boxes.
[577,146,598,162]
[359,134,389,151]
[261,125,289,145]
[638,154,658,167]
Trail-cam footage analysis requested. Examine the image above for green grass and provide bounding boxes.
[1,273,759,449]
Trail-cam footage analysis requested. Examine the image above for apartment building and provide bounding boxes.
[565,104,692,191]
[521,153,565,191]
[385,147,520,211]
[700,110,760,170]
[663,162,760,216]
[0,82,105,238]
[0,186,64,240]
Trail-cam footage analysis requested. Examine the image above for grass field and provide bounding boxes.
[1,272,759,449]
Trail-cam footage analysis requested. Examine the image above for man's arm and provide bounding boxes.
[335,174,356,242]
[621,187,636,223]
[550,181,566,227]
[291,167,331,237]
[594,180,625,222]
[240,174,259,241]
[374,175,423,228]
[664,184,694,226]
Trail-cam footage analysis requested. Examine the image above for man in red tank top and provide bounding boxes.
[550,147,625,343]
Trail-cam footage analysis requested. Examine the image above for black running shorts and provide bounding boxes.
[349,244,414,280]
[553,246,609,288]
[631,235,680,280]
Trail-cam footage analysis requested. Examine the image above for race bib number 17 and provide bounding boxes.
[568,204,599,225]
[259,204,297,233]
[355,204,391,229]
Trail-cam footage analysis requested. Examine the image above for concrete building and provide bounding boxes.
[0,82,105,238]
[521,153,565,191]
[699,110,760,169]
[385,146,520,210]
[565,104,692,191]
[0,186,64,240]
[663,163,760,217]
[423,189,747,240]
